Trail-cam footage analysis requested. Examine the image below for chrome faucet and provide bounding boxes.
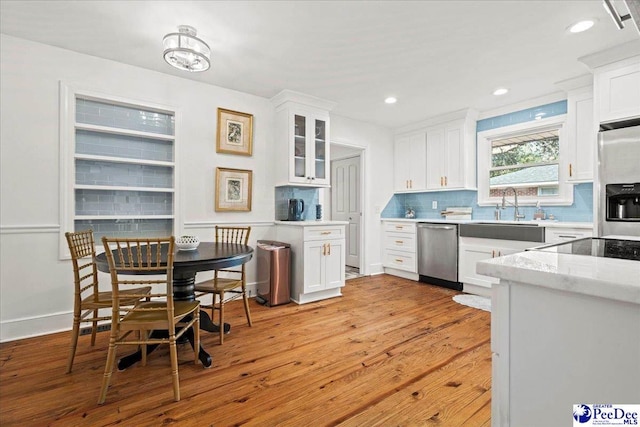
[501,187,526,221]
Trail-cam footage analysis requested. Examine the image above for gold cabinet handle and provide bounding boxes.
[328,243,331,255]
[569,163,573,177]
[322,243,326,256]
[492,250,495,257]
[410,179,413,188]
[321,231,332,235]
[406,180,409,188]
[395,240,404,244]
[444,176,447,186]
[395,258,403,263]
[395,226,403,230]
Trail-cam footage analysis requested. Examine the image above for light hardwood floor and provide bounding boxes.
[0,274,491,426]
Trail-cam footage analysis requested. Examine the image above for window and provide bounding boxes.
[477,115,573,206]
[60,83,178,257]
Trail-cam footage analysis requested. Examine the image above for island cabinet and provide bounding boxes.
[275,223,345,304]
[477,252,640,427]
[393,133,427,192]
[271,90,337,187]
[425,113,477,191]
[381,221,418,280]
[458,237,540,296]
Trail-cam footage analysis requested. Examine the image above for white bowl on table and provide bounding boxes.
[176,235,200,251]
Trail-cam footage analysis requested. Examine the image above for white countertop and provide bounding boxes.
[476,250,640,304]
[381,218,593,229]
[275,220,348,226]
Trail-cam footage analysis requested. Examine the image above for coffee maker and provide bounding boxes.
[287,199,305,221]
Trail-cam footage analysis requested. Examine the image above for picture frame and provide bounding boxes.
[216,108,253,156]
[215,167,252,212]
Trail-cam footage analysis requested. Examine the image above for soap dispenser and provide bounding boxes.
[494,204,501,220]
[534,201,545,220]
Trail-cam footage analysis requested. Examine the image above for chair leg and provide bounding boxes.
[141,330,147,367]
[242,284,253,327]
[90,310,98,346]
[98,335,118,404]
[168,336,180,402]
[66,311,81,373]
[219,293,225,345]
[194,314,200,365]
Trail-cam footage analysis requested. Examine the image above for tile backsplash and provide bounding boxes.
[274,186,320,221]
[381,183,593,222]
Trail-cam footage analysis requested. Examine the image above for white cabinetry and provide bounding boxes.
[381,221,418,279]
[271,90,337,187]
[565,87,595,182]
[393,133,426,192]
[595,59,640,123]
[275,223,345,304]
[425,113,477,190]
[544,226,592,244]
[458,237,539,296]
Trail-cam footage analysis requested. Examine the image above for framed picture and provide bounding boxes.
[215,167,252,211]
[216,108,253,156]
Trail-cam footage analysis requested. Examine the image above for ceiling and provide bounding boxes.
[1,1,639,129]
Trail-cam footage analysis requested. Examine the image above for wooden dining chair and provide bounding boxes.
[194,226,252,344]
[64,229,152,373]
[98,236,200,404]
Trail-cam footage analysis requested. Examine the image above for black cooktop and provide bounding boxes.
[532,238,640,261]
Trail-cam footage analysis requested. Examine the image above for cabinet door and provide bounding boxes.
[597,62,640,123]
[394,134,426,191]
[444,125,464,188]
[311,117,329,185]
[426,127,445,190]
[458,244,499,288]
[566,90,595,182]
[324,239,345,289]
[303,240,326,293]
[291,113,309,184]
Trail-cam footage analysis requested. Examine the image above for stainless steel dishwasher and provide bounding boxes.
[417,223,462,291]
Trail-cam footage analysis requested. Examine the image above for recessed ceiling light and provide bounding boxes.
[568,19,595,33]
[385,97,397,104]
[493,88,509,96]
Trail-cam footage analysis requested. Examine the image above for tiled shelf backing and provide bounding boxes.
[75,189,173,216]
[76,129,173,162]
[76,98,174,136]
[75,159,173,188]
[74,218,173,242]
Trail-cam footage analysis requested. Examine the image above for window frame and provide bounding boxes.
[477,114,573,207]
[59,82,181,259]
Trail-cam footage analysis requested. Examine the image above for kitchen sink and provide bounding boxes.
[459,222,545,242]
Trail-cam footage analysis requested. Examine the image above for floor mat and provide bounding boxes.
[453,294,491,312]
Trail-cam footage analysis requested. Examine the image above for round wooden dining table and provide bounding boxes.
[95,241,254,369]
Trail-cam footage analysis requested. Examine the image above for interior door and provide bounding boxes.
[331,156,360,268]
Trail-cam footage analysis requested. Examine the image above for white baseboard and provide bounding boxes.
[0,311,72,343]
[462,283,492,297]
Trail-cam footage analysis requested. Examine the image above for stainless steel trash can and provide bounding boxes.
[256,240,291,306]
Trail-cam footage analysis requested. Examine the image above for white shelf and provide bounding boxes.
[75,122,175,141]
[75,185,175,193]
[75,154,174,167]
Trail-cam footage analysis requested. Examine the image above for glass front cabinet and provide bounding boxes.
[272,90,336,187]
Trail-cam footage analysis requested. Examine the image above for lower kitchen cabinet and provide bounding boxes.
[544,226,592,244]
[381,220,418,280]
[458,237,540,296]
[276,223,346,304]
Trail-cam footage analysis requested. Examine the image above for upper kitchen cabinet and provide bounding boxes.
[565,86,595,182]
[425,110,478,191]
[595,59,640,124]
[579,47,640,124]
[271,90,337,187]
[393,133,427,192]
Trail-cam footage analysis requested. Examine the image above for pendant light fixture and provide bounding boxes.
[163,25,211,72]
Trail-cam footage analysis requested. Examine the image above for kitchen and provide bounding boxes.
[1,1,640,425]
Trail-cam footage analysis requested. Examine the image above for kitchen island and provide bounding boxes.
[477,249,640,427]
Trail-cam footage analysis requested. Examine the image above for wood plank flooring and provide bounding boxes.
[0,274,491,426]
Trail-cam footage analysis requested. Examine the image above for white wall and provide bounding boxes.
[0,35,395,341]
